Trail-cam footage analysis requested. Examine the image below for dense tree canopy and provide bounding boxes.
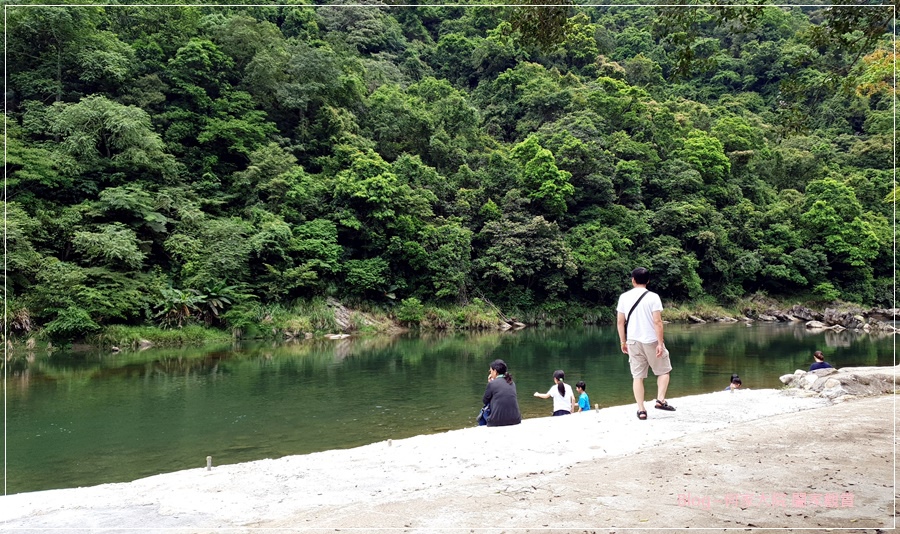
[5,1,895,340]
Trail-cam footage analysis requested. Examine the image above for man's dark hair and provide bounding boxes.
[631,267,650,285]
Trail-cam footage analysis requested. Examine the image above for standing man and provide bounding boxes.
[617,267,675,420]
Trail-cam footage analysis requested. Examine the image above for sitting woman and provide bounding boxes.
[725,374,742,391]
[481,359,522,427]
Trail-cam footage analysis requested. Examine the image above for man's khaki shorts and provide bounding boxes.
[627,340,672,379]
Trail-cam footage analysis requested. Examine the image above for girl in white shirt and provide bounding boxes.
[533,370,576,416]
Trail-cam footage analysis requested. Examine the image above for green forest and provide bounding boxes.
[5,1,896,343]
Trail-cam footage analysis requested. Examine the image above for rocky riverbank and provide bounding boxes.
[686,303,897,333]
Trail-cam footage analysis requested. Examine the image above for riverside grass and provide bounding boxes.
[89,325,232,348]
[30,293,853,350]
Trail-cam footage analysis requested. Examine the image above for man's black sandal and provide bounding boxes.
[637,410,647,420]
[654,399,676,411]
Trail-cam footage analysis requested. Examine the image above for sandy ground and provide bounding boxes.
[0,387,896,534]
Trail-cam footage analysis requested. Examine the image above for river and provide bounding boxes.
[3,322,894,494]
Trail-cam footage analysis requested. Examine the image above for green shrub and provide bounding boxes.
[812,282,841,303]
[42,306,101,342]
[396,297,425,325]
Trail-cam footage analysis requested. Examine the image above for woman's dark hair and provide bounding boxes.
[576,381,586,390]
[490,359,513,384]
[553,370,566,396]
[731,374,741,385]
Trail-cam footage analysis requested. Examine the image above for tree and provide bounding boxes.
[362,84,432,161]
[166,217,254,289]
[41,95,173,179]
[6,6,109,104]
[475,191,577,303]
[317,0,406,54]
[72,223,146,270]
[800,178,883,269]
[799,177,887,302]
[505,0,573,50]
[417,221,473,301]
[331,146,435,251]
[673,129,731,186]
[205,14,284,70]
[166,38,236,107]
[511,135,574,217]
[566,220,633,301]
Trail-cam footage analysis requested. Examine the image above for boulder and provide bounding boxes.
[866,308,899,321]
[758,314,778,322]
[790,305,822,321]
[688,315,706,324]
[823,308,864,329]
[779,365,898,402]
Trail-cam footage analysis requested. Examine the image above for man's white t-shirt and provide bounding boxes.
[546,383,574,413]
[616,287,663,344]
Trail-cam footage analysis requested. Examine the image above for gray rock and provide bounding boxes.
[866,308,899,321]
[806,320,828,329]
[802,374,819,388]
[790,305,822,321]
[779,365,898,401]
[823,308,864,329]
[758,314,778,322]
[688,315,706,324]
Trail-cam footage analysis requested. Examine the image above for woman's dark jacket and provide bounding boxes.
[482,378,522,427]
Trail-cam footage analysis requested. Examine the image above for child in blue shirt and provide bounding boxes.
[575,381,590,412]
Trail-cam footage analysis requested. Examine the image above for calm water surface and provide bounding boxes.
[4,323,895,494]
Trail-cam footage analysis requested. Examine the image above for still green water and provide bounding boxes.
[4,323,894,494]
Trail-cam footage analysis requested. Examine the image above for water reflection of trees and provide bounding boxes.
[4,325,891,394]
[669,323,889,369]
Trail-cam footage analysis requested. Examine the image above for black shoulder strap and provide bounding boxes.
[624,290,650,339]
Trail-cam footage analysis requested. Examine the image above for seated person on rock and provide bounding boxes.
[808,350,834,372]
